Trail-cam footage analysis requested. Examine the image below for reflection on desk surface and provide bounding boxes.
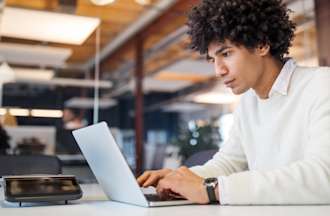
[1,184,330,216]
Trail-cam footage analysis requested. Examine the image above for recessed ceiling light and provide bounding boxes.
[90,0,116,5]
[1,7,100,45]
[135,0,151,5]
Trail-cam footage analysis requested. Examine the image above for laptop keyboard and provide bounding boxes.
[144,194,186,202]
[145,194,164,202]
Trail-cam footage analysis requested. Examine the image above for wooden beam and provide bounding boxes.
[101,0,200,74]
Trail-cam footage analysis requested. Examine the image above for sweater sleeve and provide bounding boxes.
[190,107,248,178]
[218,71,330,205]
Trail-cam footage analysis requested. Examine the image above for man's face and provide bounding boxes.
[207,40,265,95]
[62,109,75,122]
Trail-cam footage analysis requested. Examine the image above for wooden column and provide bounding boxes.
[134,35,144,176]
[315,0,330,66]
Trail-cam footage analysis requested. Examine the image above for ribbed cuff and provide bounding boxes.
[217,176,228,205]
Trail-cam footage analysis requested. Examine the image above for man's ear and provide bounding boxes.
[256,44,270,56]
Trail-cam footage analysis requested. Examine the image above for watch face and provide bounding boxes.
[205,178,218,184]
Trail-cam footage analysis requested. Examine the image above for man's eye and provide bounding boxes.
[207,58,215,63]
[222,51,230,57]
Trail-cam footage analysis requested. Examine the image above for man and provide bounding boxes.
[62,108,86,130]
[137,0,330,205]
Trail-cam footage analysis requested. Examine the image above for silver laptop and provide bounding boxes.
[72,122,193,207]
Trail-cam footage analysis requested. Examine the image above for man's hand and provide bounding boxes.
[137,168,172,187]
[156,166,210,204]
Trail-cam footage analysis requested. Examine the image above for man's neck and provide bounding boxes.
[254,58,284,99]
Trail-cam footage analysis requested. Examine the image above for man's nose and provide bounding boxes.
[215,64,228,77]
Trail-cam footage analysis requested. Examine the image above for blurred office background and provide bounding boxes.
[0,0,329,182]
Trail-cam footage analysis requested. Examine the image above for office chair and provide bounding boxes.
[0,155,62,177]
[183,149,218,167]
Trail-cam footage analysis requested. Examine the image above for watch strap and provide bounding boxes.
[204,178,218,203]
[206,185,217,203]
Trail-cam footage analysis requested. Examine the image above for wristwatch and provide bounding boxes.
[203,177,218,203]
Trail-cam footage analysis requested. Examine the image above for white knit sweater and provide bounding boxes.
[191,60,330,205]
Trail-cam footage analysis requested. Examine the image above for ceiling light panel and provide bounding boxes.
[161,60,214,76]
[129,78,192,93]
[14,68,54,81]
[8,108,30,117]
[162,103,206,113]
[191,93,240,105]
[0,42,72,67]
[0,108,6,115]
[30,109,63,118]
[65,98,117,109]
[16,78,112,89]
[1,7,100,45]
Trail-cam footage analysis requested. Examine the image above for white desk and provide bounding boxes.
[1,184,330,216]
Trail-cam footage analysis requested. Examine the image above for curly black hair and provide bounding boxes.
[187,0,296,61]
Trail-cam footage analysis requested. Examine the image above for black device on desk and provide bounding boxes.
[3,175,82,206]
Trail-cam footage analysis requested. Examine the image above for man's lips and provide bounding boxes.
[224,79,235,87]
